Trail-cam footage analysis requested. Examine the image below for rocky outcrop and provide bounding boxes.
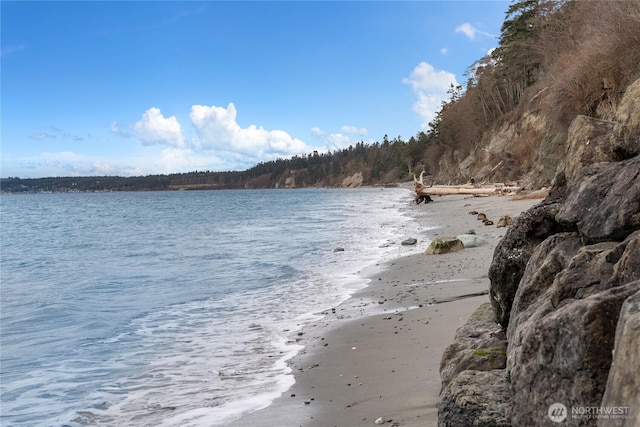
[439,370,511,427]
[487,200,569,327]
[599,289,640,427]
[439,78,640,426]
[438,304,510,426]
[556,156,640,244]
[440,303,507,385]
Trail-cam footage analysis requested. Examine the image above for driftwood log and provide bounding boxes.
[413,172,521,201]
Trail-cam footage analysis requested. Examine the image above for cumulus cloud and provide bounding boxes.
[190,103,311,159]
[91,160,114,175]
[133,107,185,148]
[455,23,496,40]
[340,125,368,136]
[403,61,458,129]
[326,133,352,148]
[311,127,326,136]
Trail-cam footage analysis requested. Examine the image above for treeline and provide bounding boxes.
[3,1,639,194]
[0,133,436,193]
[429,0,640,180]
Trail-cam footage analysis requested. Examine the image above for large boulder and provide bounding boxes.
[505,232,582,340]
[456,234,488,248]
[556,155,640,244]
[599,288,640,427]
[613,77,640,153]
[506,231,640,425]
[440,303,507,385]
[564,116,619,187]
[508,282,640,427]
[439,370,511,427]
[488,200,569,327]
[425,237,464,255]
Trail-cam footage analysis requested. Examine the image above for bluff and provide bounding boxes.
[438,78,640,426]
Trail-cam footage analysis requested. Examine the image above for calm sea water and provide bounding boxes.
[0,188,419,427]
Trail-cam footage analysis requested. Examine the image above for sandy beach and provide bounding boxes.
[231,193,540,427]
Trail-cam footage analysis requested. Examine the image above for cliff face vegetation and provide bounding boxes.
[430,0,640,188]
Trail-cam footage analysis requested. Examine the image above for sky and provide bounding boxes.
[1,1,509,178]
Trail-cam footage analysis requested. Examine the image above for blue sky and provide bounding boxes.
[1,1,508,178]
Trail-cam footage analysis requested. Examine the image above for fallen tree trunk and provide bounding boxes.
[412,171,522,199]
[417,186,504,196]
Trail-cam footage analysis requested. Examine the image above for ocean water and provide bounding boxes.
[0,188,420,427]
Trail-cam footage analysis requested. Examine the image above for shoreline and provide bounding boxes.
[230,194,540,427]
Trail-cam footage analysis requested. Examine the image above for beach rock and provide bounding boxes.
[563,115,620,188]
[505,232,582,339]
[424,238,464,255]
[508,282,640,427]
[456,234,487,248]
[440,303,506,385]
[556,155,640,244]
[505,229,640,425]
[438,369,510,427]
[496,216,512,228]
[612,78,640,159]
[401,238,418,246]
[599,289,640,427]
[488,200,568,327]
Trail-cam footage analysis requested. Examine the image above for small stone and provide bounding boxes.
[374,417,385,425]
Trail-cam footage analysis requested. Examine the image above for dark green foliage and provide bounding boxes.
[0,134,437,193]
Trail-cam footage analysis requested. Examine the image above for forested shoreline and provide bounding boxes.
[0,135,426,193]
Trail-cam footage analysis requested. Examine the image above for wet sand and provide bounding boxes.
[231,194,540,427]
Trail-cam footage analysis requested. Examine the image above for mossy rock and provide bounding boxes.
[425,237,464,255]
[472,348,507,368]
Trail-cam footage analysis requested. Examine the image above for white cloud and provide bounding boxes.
[326,133,353,149]
[455,23,496,41]
[340,125,368,136]
[92,160,113,175]
[30,132,56,140]
[403,62,458,129]
[109,121,130,138]
[311,126,326,136]
[456,23,478,40]
[440,47,448,55]
[190,103,311,160]
[133,107,185,148]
